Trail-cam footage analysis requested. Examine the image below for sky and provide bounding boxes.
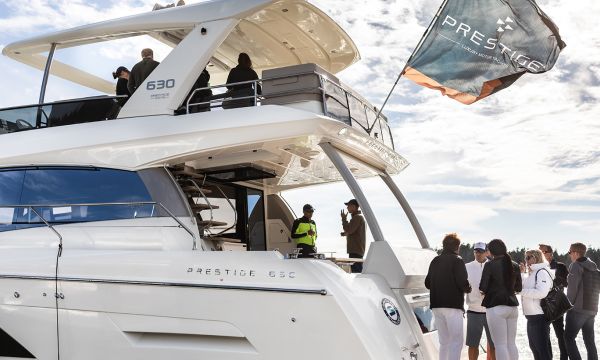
[0,0,599,255]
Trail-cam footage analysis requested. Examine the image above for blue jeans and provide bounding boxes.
[565,310,598,360]
[526,314,552,360]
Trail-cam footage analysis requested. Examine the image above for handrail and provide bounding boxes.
[0,201,197,250]
[29,206,63,256]
[184,71,388,129]
[0,95,126,113]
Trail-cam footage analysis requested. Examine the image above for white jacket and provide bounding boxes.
[521,263,553,316]
[466,260,488,313]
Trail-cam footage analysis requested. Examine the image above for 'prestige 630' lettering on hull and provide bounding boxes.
[441,15,546,72]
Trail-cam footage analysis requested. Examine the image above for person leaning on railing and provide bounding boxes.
[224,53,262,108]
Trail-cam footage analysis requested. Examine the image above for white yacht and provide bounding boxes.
[0,1,440,359]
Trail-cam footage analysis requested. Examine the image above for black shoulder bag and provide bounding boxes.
[536,268,573,322]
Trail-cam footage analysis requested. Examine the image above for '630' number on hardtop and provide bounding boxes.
[147,79,175,90]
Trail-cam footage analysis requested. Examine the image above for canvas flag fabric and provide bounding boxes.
[404,0,566,104]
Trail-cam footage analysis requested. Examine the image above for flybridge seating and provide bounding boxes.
[0,64,393,150]
[0,96,122,134]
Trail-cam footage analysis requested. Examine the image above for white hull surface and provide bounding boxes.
[1,249,435,359]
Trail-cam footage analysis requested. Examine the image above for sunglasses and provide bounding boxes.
[474,249,486,253]
[525,255,534,261]
[542,251,552,254]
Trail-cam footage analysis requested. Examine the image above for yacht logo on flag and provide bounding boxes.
[497,17,514,32]
[403,0,566,104]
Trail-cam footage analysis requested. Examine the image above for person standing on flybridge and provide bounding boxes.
[465,242,495,360]
[128,48,160,94]
[425,233,472,360]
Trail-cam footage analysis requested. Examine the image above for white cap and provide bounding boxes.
[473,242,487,251]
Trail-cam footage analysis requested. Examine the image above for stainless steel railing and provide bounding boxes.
[184,71,394,149]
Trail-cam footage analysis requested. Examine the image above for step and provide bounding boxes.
[190,203,219,211]
[198,220,228,227]
[203,236,242,243]
[181,186,212,194]
[173,169,204,179]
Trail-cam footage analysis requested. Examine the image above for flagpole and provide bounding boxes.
[370,0,450,133]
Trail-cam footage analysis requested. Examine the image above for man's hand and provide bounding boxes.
[341,210,348,221]
[307,229,315,236]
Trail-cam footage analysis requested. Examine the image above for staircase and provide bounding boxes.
[169,165,244,251]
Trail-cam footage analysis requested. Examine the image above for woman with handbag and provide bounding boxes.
[520,249,553,360]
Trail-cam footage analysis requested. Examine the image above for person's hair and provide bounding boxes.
[141,48,154,58]
[488,239,516,292]
[442,233,460,252]
[538,243,553,253]
[525,249,544,264]
[112,67,129,79]
[238,52,252,68]
[570,242,587,256]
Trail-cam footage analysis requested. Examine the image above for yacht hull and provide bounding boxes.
[0,250,432,360]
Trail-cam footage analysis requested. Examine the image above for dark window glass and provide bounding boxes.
[247,189,265,251]
[0,167,188,232]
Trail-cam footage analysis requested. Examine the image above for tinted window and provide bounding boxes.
[0,167,187,232]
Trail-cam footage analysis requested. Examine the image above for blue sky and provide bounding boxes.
[1,0,599,255]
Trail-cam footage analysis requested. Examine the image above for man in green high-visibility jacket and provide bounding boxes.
[291,204,317,258]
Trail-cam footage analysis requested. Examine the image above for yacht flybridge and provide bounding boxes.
[0,1,440,359]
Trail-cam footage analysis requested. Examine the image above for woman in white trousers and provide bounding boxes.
[479,239,523,360]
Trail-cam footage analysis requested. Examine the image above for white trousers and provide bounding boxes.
[433,308,464,360]
[486,305,519,360]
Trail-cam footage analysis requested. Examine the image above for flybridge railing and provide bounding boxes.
[0,201,198,250]
[0,71,394,150]
[0,96,123,135]
[185,71,395,150]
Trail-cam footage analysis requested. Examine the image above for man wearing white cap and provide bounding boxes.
[465,242,496,360]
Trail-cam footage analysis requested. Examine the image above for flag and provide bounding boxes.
[404,0,566,104]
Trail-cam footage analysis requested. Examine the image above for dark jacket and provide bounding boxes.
[128,58,160,94]
[185,69,212,113]
[567,257,599,315]
[226,66,261,94]
[480,257,522,308]
[550,258,568,288]
[115,78,130,106]
[342,211,365,256]
[425,250,471,310]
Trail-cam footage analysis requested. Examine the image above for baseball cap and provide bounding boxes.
[302,204,315,212]
[344,199,359,207]
[473,242,487,251]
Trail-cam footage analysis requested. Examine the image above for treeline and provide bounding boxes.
[452,244,600,265]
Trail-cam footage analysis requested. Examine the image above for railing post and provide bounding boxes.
[380,173,430,249]
[36,43,56,128]
[319,142,386,242]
